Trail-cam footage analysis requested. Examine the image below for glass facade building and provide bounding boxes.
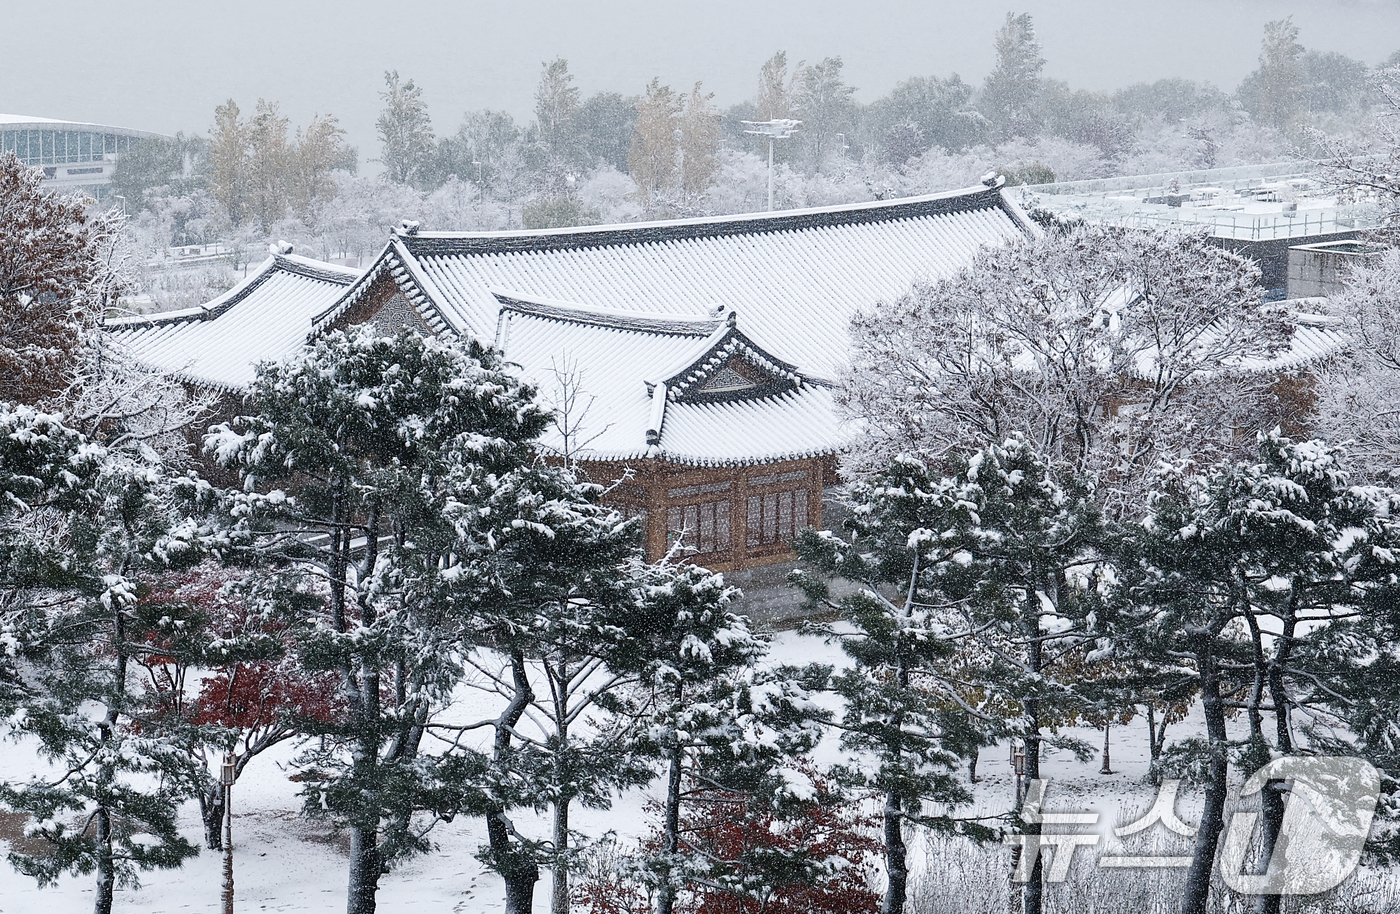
[0,115,168,195]
[0,128,136,166]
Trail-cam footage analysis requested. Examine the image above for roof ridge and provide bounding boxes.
[398,185,1011,255]
[493,290,721,336]
[273,253,362,285]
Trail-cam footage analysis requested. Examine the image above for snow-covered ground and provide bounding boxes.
[0,626,1363,913]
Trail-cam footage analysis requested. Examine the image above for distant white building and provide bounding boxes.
[0,113,169,198]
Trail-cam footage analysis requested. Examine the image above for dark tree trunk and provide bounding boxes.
[1020,632,1044,914]
[487,651,538,914]
[201,782,226,850]
[551,660,573,914]
[93,602,126,914]
[1022,707,1044,914]
[94,805,114,914]
[1099,720,1113,775]
[1251,610,1298,914]
[881,788,908,914]
[1182,649,1230,914]
[347,827,382,914]
[488,810,539,914]
[551,793,570,914]
[655,738,685,914]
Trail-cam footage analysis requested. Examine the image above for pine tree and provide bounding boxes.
[0,405,210,914]
[429,464,649,914]
[617,562,828,914]
[930,439,1104,914]
[796,438,1106,914]
[1118,432,1400,914]
[793,456,1014,914]
[206,326,548,914]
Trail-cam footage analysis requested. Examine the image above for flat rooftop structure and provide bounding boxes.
[0,113,170,196]
[1020,161,1382,242]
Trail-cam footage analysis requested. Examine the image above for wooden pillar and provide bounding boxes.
[809,459,827,530]
[645,462,669,562]
[731,466,750,571]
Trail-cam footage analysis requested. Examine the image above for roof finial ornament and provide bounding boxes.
[270,240,293,256]
[398,219,421,236]
[981,172,1007,189]
[726,308,737,327]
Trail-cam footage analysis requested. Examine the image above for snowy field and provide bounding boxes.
[0,626,1384,913]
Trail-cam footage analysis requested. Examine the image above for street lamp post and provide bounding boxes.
[741,119,801,212]
[221,753,235,914]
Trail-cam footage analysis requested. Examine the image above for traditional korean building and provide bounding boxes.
[307,184,1041,572]
[108,185,1039,578]
[107,250,362,393]
[106,185,1351,596]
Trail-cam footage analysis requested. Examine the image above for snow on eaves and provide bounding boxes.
[496,294,848,467]
[105,255,361,391]
[316,185,1036,381]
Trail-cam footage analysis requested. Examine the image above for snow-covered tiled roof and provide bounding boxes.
[319,185,1038,380]
[1234,306,1348,373]
[495,292,846,466]
[106,254,361,391]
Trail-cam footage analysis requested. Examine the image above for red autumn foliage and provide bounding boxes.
[135,563,341,733]
[683,760,883,914]
[572,760,882,914]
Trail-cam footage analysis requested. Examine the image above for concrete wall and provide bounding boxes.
[1287,240,1381,299]
[1209,230,1359,295]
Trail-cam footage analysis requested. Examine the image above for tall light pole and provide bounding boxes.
[221,753,235,914]
[741,119,801,212]
[472,161,484,229]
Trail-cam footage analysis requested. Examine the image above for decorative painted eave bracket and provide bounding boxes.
[643,310,807,455]
[646,310,804,404]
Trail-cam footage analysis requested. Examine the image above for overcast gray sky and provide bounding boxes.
[6,0,1399,164]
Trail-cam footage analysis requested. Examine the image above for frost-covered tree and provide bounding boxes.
[377,71,436,188]
[0,405,211,914]
[616,562,828,914]
[680,83,721,198]
[209,100,251,227]
[0,153,122,405]
[795,438,1104,914]
[981,12,1045,141]
[792,57,856,171]
[1237,18,1305,131]
[843,224,1290,517]
[206,326,547,914]
[1313,246,1400,479]
[1317,65,1400,229]
[1115,433,1400,914]
[535,58,582,169]
[429,464,646,914]
[629,79,683,208]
